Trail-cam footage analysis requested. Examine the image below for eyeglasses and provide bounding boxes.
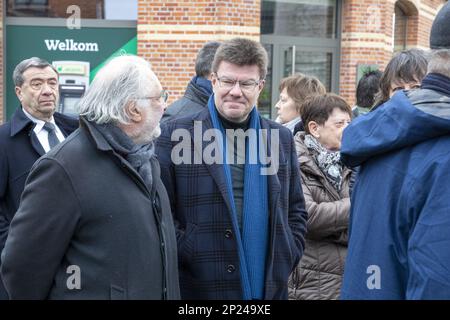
[138,90,169,104]
[28,79,59,91]
[214,74,263,93]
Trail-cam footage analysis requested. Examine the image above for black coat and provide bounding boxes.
[0,107,78,299]
[0,118,180,299]
[161,78,210,124]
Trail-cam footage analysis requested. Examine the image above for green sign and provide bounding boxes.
[56,64,87,75]
[5,22,137,120]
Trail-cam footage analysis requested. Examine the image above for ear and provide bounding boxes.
[125,101,143,123]
[211,74,219,88]
[15,86,23,102]
[257,79,266,93]
[308,121,321,138]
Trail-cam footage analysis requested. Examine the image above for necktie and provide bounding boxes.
[43,122,60,149]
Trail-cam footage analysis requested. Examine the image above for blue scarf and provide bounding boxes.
[207,96,269,300]
[421,73,450,98]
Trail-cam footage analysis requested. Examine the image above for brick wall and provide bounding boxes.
[340,0,446,107]
[137,0,260,105]
[0,0,446,123]
[340,0,395,106]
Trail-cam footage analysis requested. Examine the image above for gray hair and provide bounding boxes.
[13,57,58,87]
[77,55,157,125]
[195,41,221,77]
[427,49,450,78]
[212,38,268,80]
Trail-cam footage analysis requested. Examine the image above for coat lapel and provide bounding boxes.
[189,109,235,215]
[10,107,46,156]
[30,132,46,156]
[260,118,281,219]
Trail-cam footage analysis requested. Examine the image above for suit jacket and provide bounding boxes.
[1,118,180,299]
[0,107,78,299]
[156,107,308,299]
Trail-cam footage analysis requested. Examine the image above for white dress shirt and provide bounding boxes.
[283,117,301,133]
[22,108,65,153]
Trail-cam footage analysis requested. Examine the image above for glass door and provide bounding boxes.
[260,0,341,119]
[281,45,334,90]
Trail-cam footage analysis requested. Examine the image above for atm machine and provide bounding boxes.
[52,61,90,116]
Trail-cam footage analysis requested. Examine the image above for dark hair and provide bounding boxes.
[279,73,326,114]
[13,57,58,87]
[356,70,382,108]
[301,93,352,134]
[372,49,428,109]
[211,38,268,79]
[195,41,221,77]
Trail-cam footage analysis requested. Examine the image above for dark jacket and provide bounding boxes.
[0,107,78,299]
[156,107,308,300]
[0,117,180,299]
[340,85,450,299]
[161,78,210,124]
[289,132,351,300]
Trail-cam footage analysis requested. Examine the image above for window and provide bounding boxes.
[261,0,337,38]
[7,0,137,20]
[394,4,408,51]
[260,0,340,119]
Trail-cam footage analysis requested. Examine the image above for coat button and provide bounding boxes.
[224,229,233,238]
[227,264,236,273]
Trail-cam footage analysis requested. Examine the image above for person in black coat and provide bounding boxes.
[161,41,221,123]
[0,57,78,299]
[0,55,180,300]
[156,38,307,300]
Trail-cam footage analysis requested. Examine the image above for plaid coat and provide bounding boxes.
[156,108,307,299]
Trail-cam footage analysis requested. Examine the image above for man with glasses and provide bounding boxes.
[1,55,180,299]
[0,57,78,299]
[156,38,307,299]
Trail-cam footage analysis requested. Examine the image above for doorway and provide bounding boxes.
[259,0,341,119]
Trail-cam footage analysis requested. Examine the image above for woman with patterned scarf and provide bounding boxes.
[289,93,352,300]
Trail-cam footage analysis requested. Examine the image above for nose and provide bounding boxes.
[41,82,54,95]
[275,101,281,110]
[229,82,243,96]
[159,100,167,113]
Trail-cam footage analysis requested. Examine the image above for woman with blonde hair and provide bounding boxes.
[275,73,326,134]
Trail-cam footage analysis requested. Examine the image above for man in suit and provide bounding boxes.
[1,55,179,299]
[0,57,78,299]
[156,38,308,299]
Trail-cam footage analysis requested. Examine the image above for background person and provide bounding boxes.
[0,57,78,299]
[340,2,450,299]
[352,70,382,117]
[372,49,428,110]
[161,41,221,123]
[290,93,352,300]
[275,73,326,134]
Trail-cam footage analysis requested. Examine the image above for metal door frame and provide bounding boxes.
[260,0,342,119]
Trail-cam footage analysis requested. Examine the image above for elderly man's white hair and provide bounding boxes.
[78,55,157,124]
